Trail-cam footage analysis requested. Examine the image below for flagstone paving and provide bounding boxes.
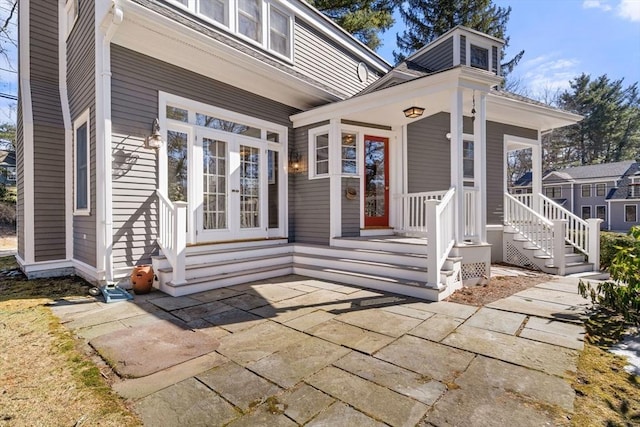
[50,273,594,426]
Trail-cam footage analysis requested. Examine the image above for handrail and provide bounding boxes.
[504,193,554,256]
[156,190,187,285]
[426,187,456,288]
[397,190,448,234]
[539,193,589,255]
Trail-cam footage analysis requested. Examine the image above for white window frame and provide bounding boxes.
[169,0,293,61]
[595,183,606,197]
[581,184,591,198]
[596,205,606,221]
[308,125,330,180]
[466,37,494,72]
[65,0,78,38]
[73,109,90,215]
[625,204,637,223]
[581,205,591,220]
[340,130,359,176]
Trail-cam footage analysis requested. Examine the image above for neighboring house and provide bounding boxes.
[17,0,597,302]
[0,150,16,184]
[514,160,640,232]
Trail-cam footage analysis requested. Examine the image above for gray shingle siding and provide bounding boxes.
[342,177,360,237]
[30,0,66,262]
[412,37,454,72]
[111,45,299,269]
[609,201,640,232]
[289,123,330,245]
[68,0,96,267]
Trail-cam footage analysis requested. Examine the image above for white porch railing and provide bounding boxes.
[504,193,555,257]
[512,193,533,209]
[156,190,188,285]
[426,187,456,288]
[398,190,448,235]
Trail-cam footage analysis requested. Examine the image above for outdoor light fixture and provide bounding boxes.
[145,118,163,149]
[289,149,301,172]
[403,106,425,119]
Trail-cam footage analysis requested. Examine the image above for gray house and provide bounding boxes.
[17,0,599,301]
[515,160,640,232]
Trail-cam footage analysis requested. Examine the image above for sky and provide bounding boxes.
[0,0,638,123]
[377,0,640,99]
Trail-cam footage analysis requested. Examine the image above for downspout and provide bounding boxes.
[96,1,123,283]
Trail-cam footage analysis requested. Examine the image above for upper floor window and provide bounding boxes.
[545,186,561,199]
[595,183,606,197]
[470,44,488,70]
[581,184,591,198]
[170,0,293,60]
[630,177,640,198]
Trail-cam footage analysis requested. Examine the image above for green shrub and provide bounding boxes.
[600,231,635,270]
[580,226,640,325]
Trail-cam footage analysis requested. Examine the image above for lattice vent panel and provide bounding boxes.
[505,242,541,271]
[461,262,487,280]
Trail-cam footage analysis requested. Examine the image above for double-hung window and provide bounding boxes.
[238,0,262,42]
[581,184,591,198]
[269,5,290,57]
[596,183,606,197]
[73,110,90,214]
[625,205,637,223]
[199,0,228,25]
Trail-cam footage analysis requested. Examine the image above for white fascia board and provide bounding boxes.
[116,1,349,107]
[487,93,583,131]
[291,67,501,128]
[280,0,391,73]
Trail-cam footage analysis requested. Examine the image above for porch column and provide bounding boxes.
[531,131,543,213]
[329,118,342,243]
[473,92,487,243]
[450,88,464,244]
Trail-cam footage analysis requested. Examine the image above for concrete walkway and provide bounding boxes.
[50,274,591,426]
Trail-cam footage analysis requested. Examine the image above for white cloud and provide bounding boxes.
[583,0,613,11]
[618,0,640,21]
[514,54,580,98]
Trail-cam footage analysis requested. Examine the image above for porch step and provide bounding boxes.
[157,253,294,282]
[292,263,441,301]
[295,243,428,268]
[535,253,585,264]
[292,252,428,282]
[158,263,293,297]
[332,236,429,255]
[544,262,595,275]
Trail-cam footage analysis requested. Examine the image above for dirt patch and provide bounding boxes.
[447,265,554,306]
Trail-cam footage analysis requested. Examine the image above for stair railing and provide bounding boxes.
[156,189,188,285]
[538,193,601,268]
[426,187,456,288]
[504,193,555,257]
[397,190,448,234]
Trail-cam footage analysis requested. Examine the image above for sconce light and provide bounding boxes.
[403,106,425,119]
[289,149,300,172]
[145,118,163,149]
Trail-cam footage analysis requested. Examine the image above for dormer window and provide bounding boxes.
[470,44,488,70]
[169,0,293,61]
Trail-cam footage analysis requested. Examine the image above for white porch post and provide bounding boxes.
[531,130,543,213]
[450,88,464,244]
[473,92,487,243]
[587,218,602,270]
[329,118,342,243]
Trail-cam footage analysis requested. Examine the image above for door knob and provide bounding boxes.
[385,186,389,190]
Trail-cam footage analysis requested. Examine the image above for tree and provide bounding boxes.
[393,0,524,75]
[308,0,395,50]
[0,122,14,150]
[545,74,640,168]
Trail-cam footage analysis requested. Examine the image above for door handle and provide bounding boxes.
[385,186,389,190]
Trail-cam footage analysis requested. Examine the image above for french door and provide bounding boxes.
[195,130,266,242]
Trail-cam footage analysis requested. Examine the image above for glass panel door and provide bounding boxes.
[202,137,227,230]
[240,145,260,229]
[364,136,389,227]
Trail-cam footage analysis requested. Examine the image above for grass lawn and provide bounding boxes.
[0,256,140,426]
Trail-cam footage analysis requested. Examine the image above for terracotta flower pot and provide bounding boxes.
[131,265,154,295]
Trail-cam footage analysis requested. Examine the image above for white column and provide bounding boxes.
[450,88,464,244]
[473,92,487,243]
[329,118,342,243]
[531,130,543,213]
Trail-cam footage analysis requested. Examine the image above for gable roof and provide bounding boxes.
[608,162,640,200]
[543,160,635,182]
[0,150,15,168]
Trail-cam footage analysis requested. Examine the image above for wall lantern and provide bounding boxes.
[145,118,163,149]
[289,149,301,172]
[403,106,425,119]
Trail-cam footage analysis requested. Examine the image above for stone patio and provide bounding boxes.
[50,274,591,426]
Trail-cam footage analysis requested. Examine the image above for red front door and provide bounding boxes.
[364,136,389,227]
